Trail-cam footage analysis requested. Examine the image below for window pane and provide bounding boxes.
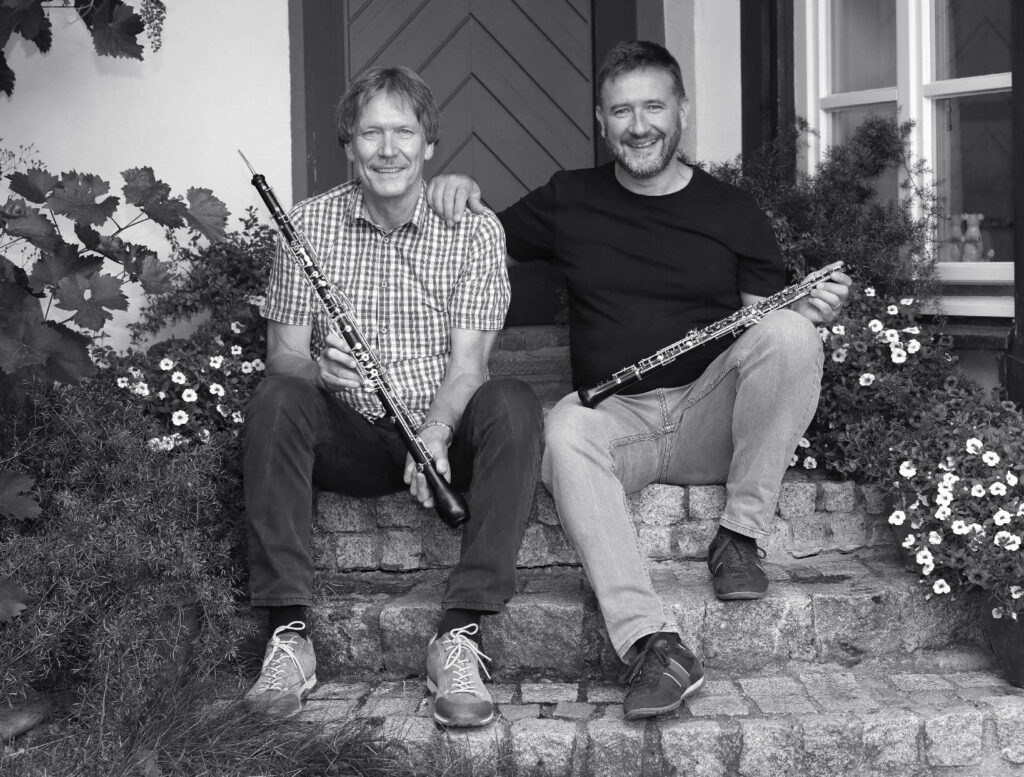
[934,0,1012,80]
[830,0,896,92]
[934,92,1014,263]
[831,103,899,204]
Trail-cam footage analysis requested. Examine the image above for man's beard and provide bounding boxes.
[606,121,682,180]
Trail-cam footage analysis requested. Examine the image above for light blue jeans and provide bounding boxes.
[542,310,824,660]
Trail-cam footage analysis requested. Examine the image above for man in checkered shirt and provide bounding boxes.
[241,66,543,727]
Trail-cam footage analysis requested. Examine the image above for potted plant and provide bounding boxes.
[886,396,1024,686]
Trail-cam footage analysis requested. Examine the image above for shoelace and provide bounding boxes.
[618,635,673,688]
[442,623,492,695]
[717,535,767,576]
[256,621,308,692]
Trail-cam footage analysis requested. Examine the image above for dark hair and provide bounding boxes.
[596,40,687,104]
[335,66,441,145]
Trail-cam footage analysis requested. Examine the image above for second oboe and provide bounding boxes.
[240,151,469,528]
[579,261,845,408]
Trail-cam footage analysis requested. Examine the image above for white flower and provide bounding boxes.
[865,287,876,297]
[993,510,1012,527]
[994,532,1021,552]
[216,403,228,417]
[951,520,970,535]
[128,366,143,380]
[798,437,810,448]
[209,383,225,397]
[899,461,917,478]
[231,345,243,356]
[831,348,847,363]
[116,376,130,388]
[859,373,875,387]
[171,371,187,385]
[921,561,935,575]
[230,321,244,334]
[935,506,951,520]
[902,326,920,335]
[868,319,883,333]
[971,484,987,498]
[247,294,266,307]
[906,339,921,354]
[147,437,163,451]
[159,358,174,370]
[932,579,950,594]
[934,491,952,507]
[900,298,914,306]
[993,607,1004,619]
[928,531,942,545]
[941,473,960,487]
[890,347,907,364]
[252,358,265,371]
[240,362,254,374]
[131,382,150,397]
[198,428,211,442]
[915,547,933,566]
[883,329,900,344]
[803,456,817,470]
[1011,586,1023,600]
[171,410,189,426]
[182,389,198,403]
[817,326,829,342]
[209,355,224,369]
[831,324,845,335]
[966,438,983,454]
[157,391,166,400]
[888,510,906,526]
[901,533,916,548]
[1007,472,1019,486]
[887,305,899,315]
[231,411,244,424]
[990,482,1007,496]
[983,451,1001,466]
[790,453,799,467]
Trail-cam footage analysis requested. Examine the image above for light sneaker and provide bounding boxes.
[244,621,317,716]
[426,623,495,727]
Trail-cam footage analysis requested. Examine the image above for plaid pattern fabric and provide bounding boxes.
[261,180,509,426]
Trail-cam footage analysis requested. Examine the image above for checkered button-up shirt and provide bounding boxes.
[261,180,509,427]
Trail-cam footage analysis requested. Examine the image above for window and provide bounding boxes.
[795,0,1014,316]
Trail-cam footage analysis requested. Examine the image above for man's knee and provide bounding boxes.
[472,378,543,436]
[757,309,823,363]
[543,400,598,459]
[246,375,320,432]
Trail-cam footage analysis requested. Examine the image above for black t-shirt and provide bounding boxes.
[498,163,785,393]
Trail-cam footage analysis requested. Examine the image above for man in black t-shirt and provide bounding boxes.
[427,41,851,720]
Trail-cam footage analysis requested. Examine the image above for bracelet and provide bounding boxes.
[418,420,455,444]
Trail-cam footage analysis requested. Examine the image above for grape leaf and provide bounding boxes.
[11,0,49,50]
[37,321,95,383]
[0,282,49,373]
[2,199,59,251]
[3,1,43,12]
[122,167,186,227]
[86,0,144,60]
[7,167,57,203]
[184,188,229,243]
[0,470,40,523]
[74,221,102,250]
[0,50,13,98]
[47,172,119,227]
[0,578,29,622]
[28,242,79,291]
[55,271,128,331]
[136,252,173,295]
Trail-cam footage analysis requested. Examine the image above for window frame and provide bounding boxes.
[794,0,1015,317]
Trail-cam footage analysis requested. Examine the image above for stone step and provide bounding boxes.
[313,474,892,576]
[307,549,984,682]
[292,651,1024,777]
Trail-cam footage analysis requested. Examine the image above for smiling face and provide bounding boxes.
[345,90,435,211]
[596,67,688,182]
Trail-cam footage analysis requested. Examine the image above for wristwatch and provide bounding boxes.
[418,419,454,445]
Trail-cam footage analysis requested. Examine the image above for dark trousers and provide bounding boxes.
[242,375,543,613]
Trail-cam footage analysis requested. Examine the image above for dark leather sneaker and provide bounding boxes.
[708,529,769,600]
[621,633,704,720]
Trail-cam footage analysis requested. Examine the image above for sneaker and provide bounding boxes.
[426,623,495,727]
[244,621,317,716]
[707,529,769,600]
[621,632,704,720]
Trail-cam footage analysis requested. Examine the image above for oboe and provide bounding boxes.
[579,261,845,408]
[240,152,469,528]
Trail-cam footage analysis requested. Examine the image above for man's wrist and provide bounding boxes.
[418,419,455,445]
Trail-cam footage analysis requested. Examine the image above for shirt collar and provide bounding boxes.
[346,181,428,234]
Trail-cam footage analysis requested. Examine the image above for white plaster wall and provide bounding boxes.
[2,0,293,348]
[663,0,743,165]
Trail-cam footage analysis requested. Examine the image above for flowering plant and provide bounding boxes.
[96,302,266,451]
[887,397,1024,620]
[794,286,960,482]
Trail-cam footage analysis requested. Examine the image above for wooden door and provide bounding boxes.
[343,0,596,323]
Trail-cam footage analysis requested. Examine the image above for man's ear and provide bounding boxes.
[594,105,606,138]
[344,143,354,162]
[679,99,690,130]
[425,142,435,161]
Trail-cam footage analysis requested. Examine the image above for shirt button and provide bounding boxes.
[382,237,390,244]
[381,280,388,288]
